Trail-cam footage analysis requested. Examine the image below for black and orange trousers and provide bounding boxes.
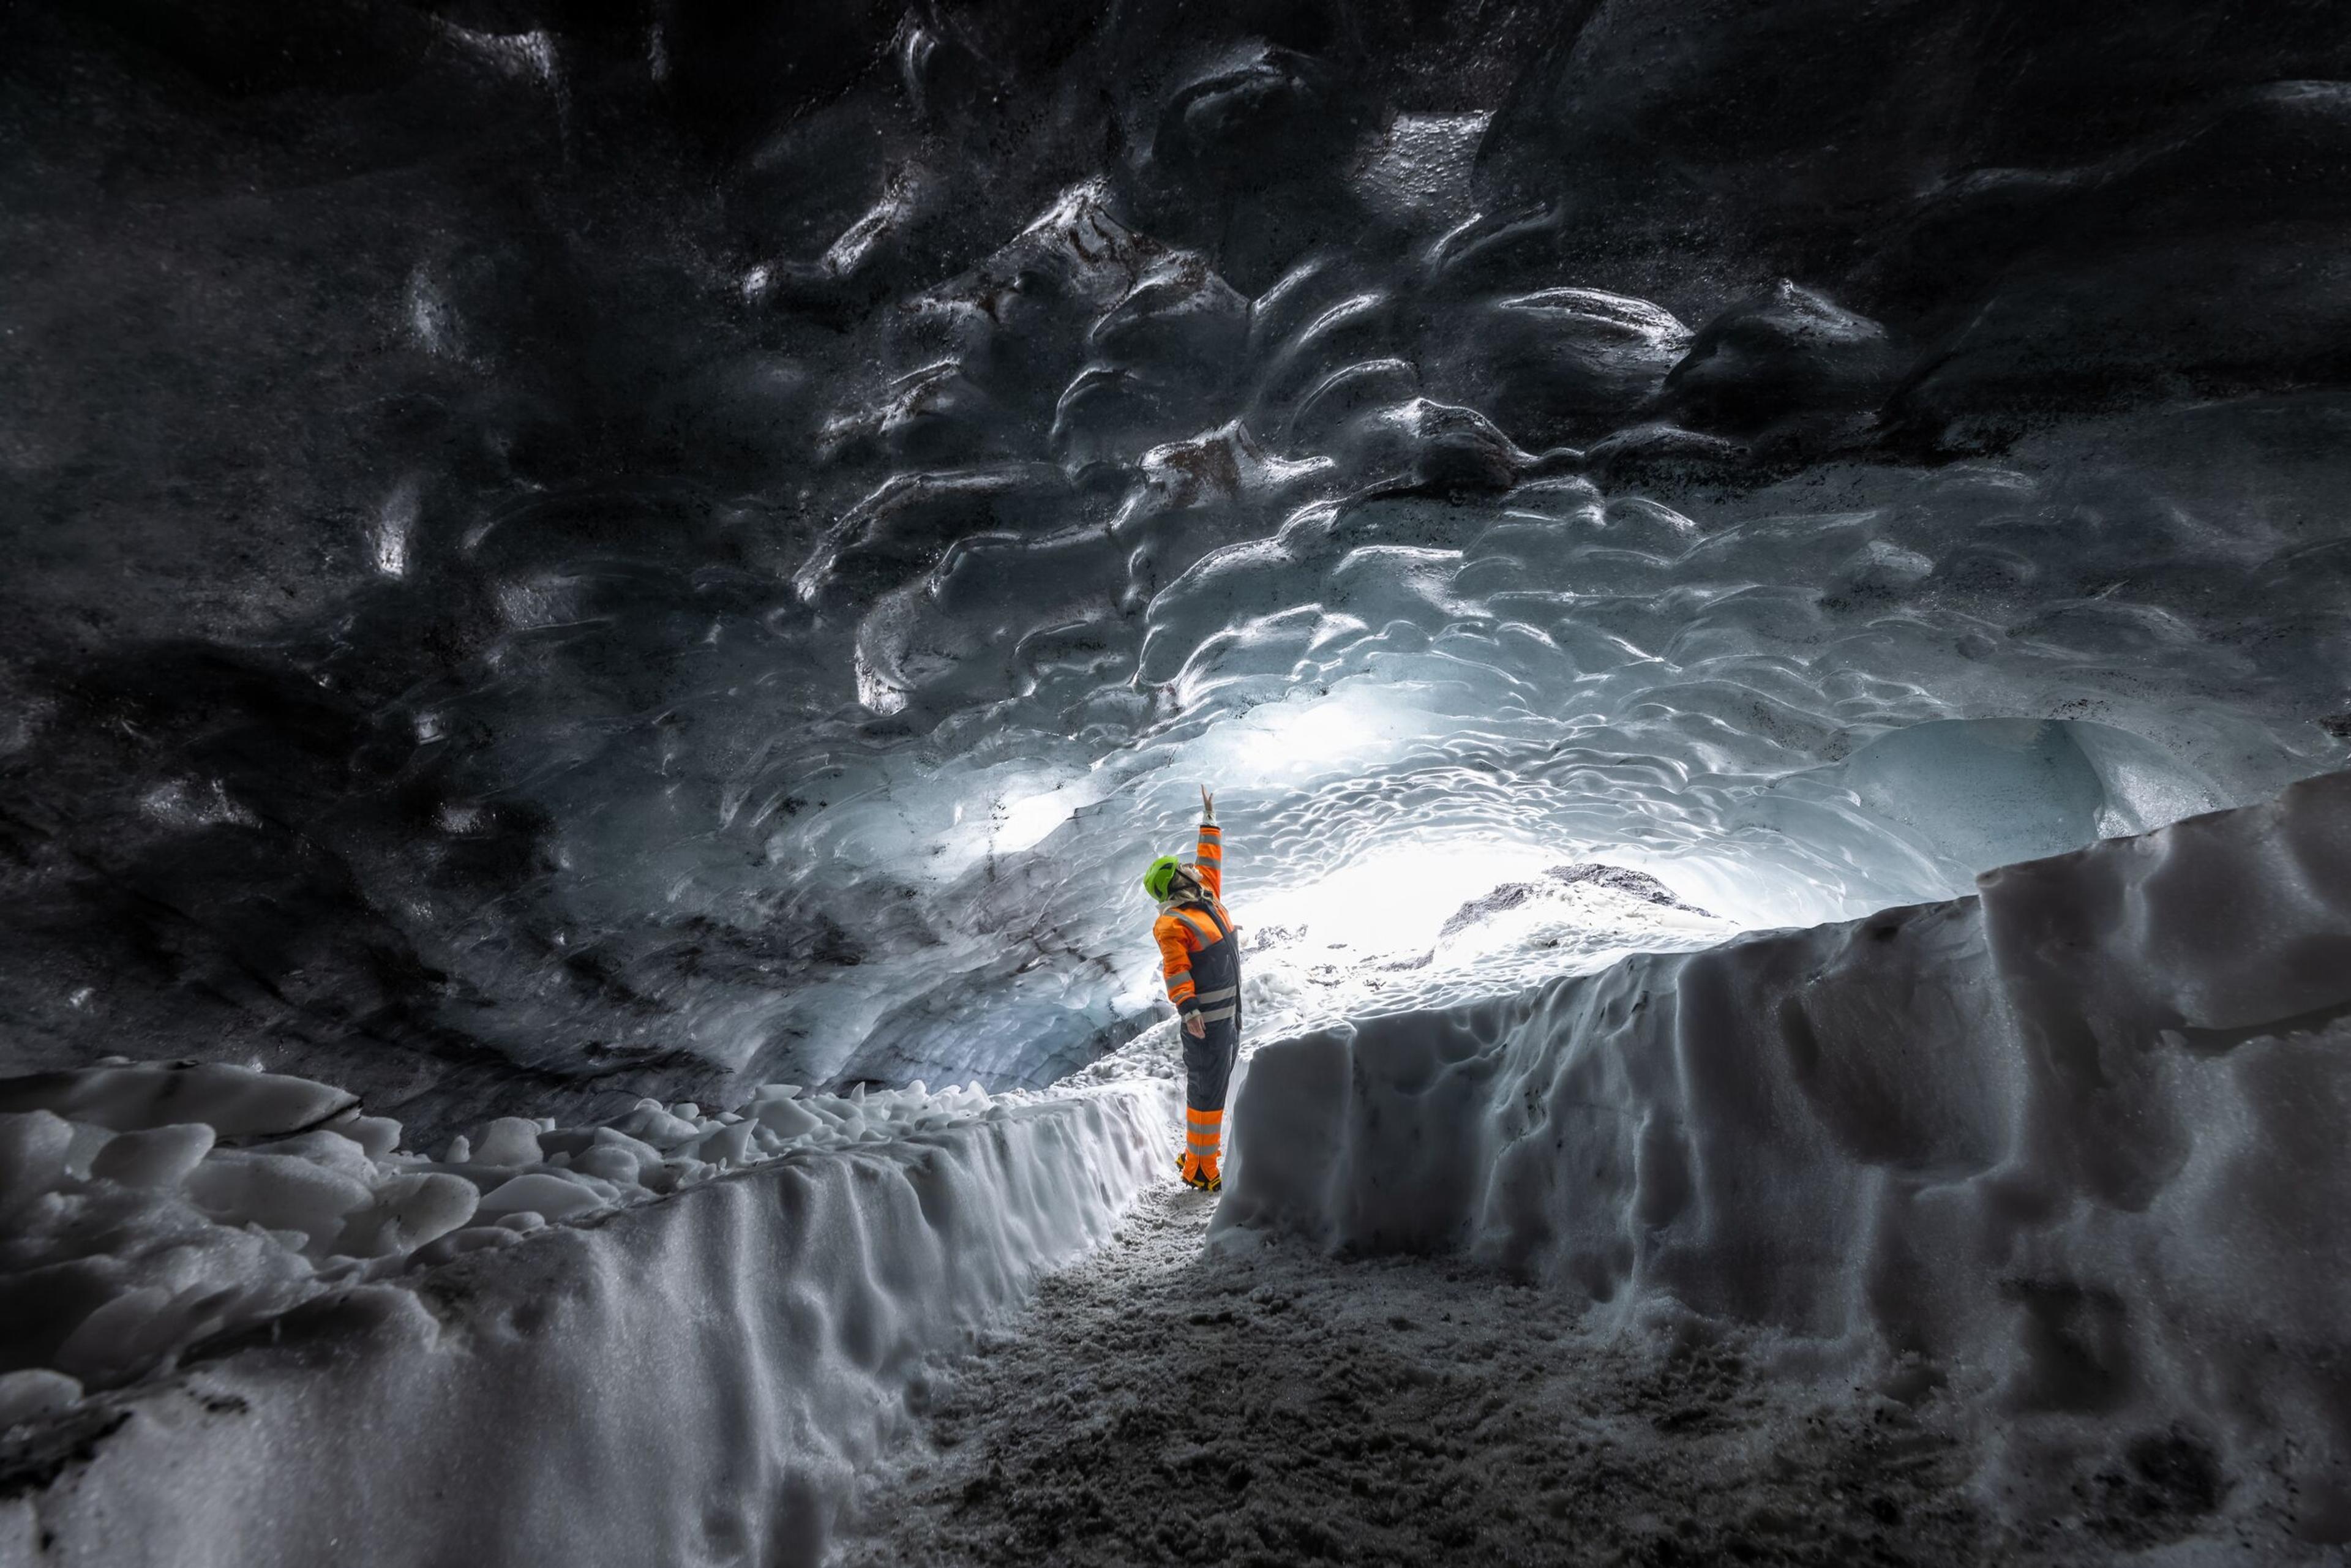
[1181,1011,1240,1179]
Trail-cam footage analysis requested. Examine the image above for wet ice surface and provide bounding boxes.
[841,1185,2266,1566]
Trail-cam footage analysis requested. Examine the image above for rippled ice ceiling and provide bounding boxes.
[4,0,2347,1132]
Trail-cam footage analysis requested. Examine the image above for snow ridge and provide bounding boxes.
[1,1080,1169,1566]
[1217,768,2351,1540]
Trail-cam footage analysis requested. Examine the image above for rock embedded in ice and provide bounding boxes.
[1360,398,1538,493]
[1545,863,1713,916]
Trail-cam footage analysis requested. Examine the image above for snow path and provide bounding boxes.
[840,1176,2257,1566]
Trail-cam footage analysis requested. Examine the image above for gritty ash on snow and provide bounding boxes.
[842,1184,2258,1567]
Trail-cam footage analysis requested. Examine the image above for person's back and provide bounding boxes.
[1144,789,1240,1191]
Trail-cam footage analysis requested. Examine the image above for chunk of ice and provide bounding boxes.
[89,1123,214,1189]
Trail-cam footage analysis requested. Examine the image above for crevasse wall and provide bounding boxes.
[2,1087,1166,1568]
[1217,770,2351,1539]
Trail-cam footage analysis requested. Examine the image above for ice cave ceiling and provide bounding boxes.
[2,0,2348,1135]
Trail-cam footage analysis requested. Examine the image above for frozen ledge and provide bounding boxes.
[2,1086,1166,1567]
[1217,768,2351,1538]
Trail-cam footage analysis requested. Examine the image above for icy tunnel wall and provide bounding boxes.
[1218,769,2351,1539]
[4,0,2351,1130]
[2,1086,1164,1568]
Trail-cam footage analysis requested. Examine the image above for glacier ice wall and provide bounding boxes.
[1217,768,2351,1539]
[3,1,2349,1125]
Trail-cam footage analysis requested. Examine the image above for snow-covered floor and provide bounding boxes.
[842,1179,2269,1566]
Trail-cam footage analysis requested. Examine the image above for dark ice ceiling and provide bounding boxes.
[3,0,2347,1135]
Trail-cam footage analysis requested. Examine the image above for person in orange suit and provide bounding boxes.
[1142,788,1240,1191]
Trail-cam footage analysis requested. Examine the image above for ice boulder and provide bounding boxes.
[0,1062,358,1139]
[607,1098,703,1150]
[474,1171,613,1223]
[0,1369,82,1429]
[470,1116,544,1169]
[750,1085,824,1142]
[0,1111,73,1225]
[1430,287,1691,448]
[1660,280,1901,437]
[337,1173,480,1258]
[88,1123,215,1190]
[184,1149,377,1254]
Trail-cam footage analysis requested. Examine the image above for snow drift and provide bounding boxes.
[1217,768,2351,1542]
[0,1076,1166,1566]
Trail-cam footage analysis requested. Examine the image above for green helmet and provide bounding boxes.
[1142,855,1184,902]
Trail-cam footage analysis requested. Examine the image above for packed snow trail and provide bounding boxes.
[839,1178,2267,1566]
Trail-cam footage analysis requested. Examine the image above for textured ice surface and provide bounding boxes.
[0,1056,1162,1400]
[6,2,2350,1122]
[8,6,2351,1559]
[1,1074,1164,1566]
[1217,768,2351,1544]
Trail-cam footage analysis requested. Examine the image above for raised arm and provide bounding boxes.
[1194,786,1221,899]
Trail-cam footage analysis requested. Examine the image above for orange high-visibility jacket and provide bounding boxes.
[1151,820,1228,1013]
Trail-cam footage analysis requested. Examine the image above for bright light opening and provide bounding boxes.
[1224,837,1738,1037]
[1247,842,1549,961]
